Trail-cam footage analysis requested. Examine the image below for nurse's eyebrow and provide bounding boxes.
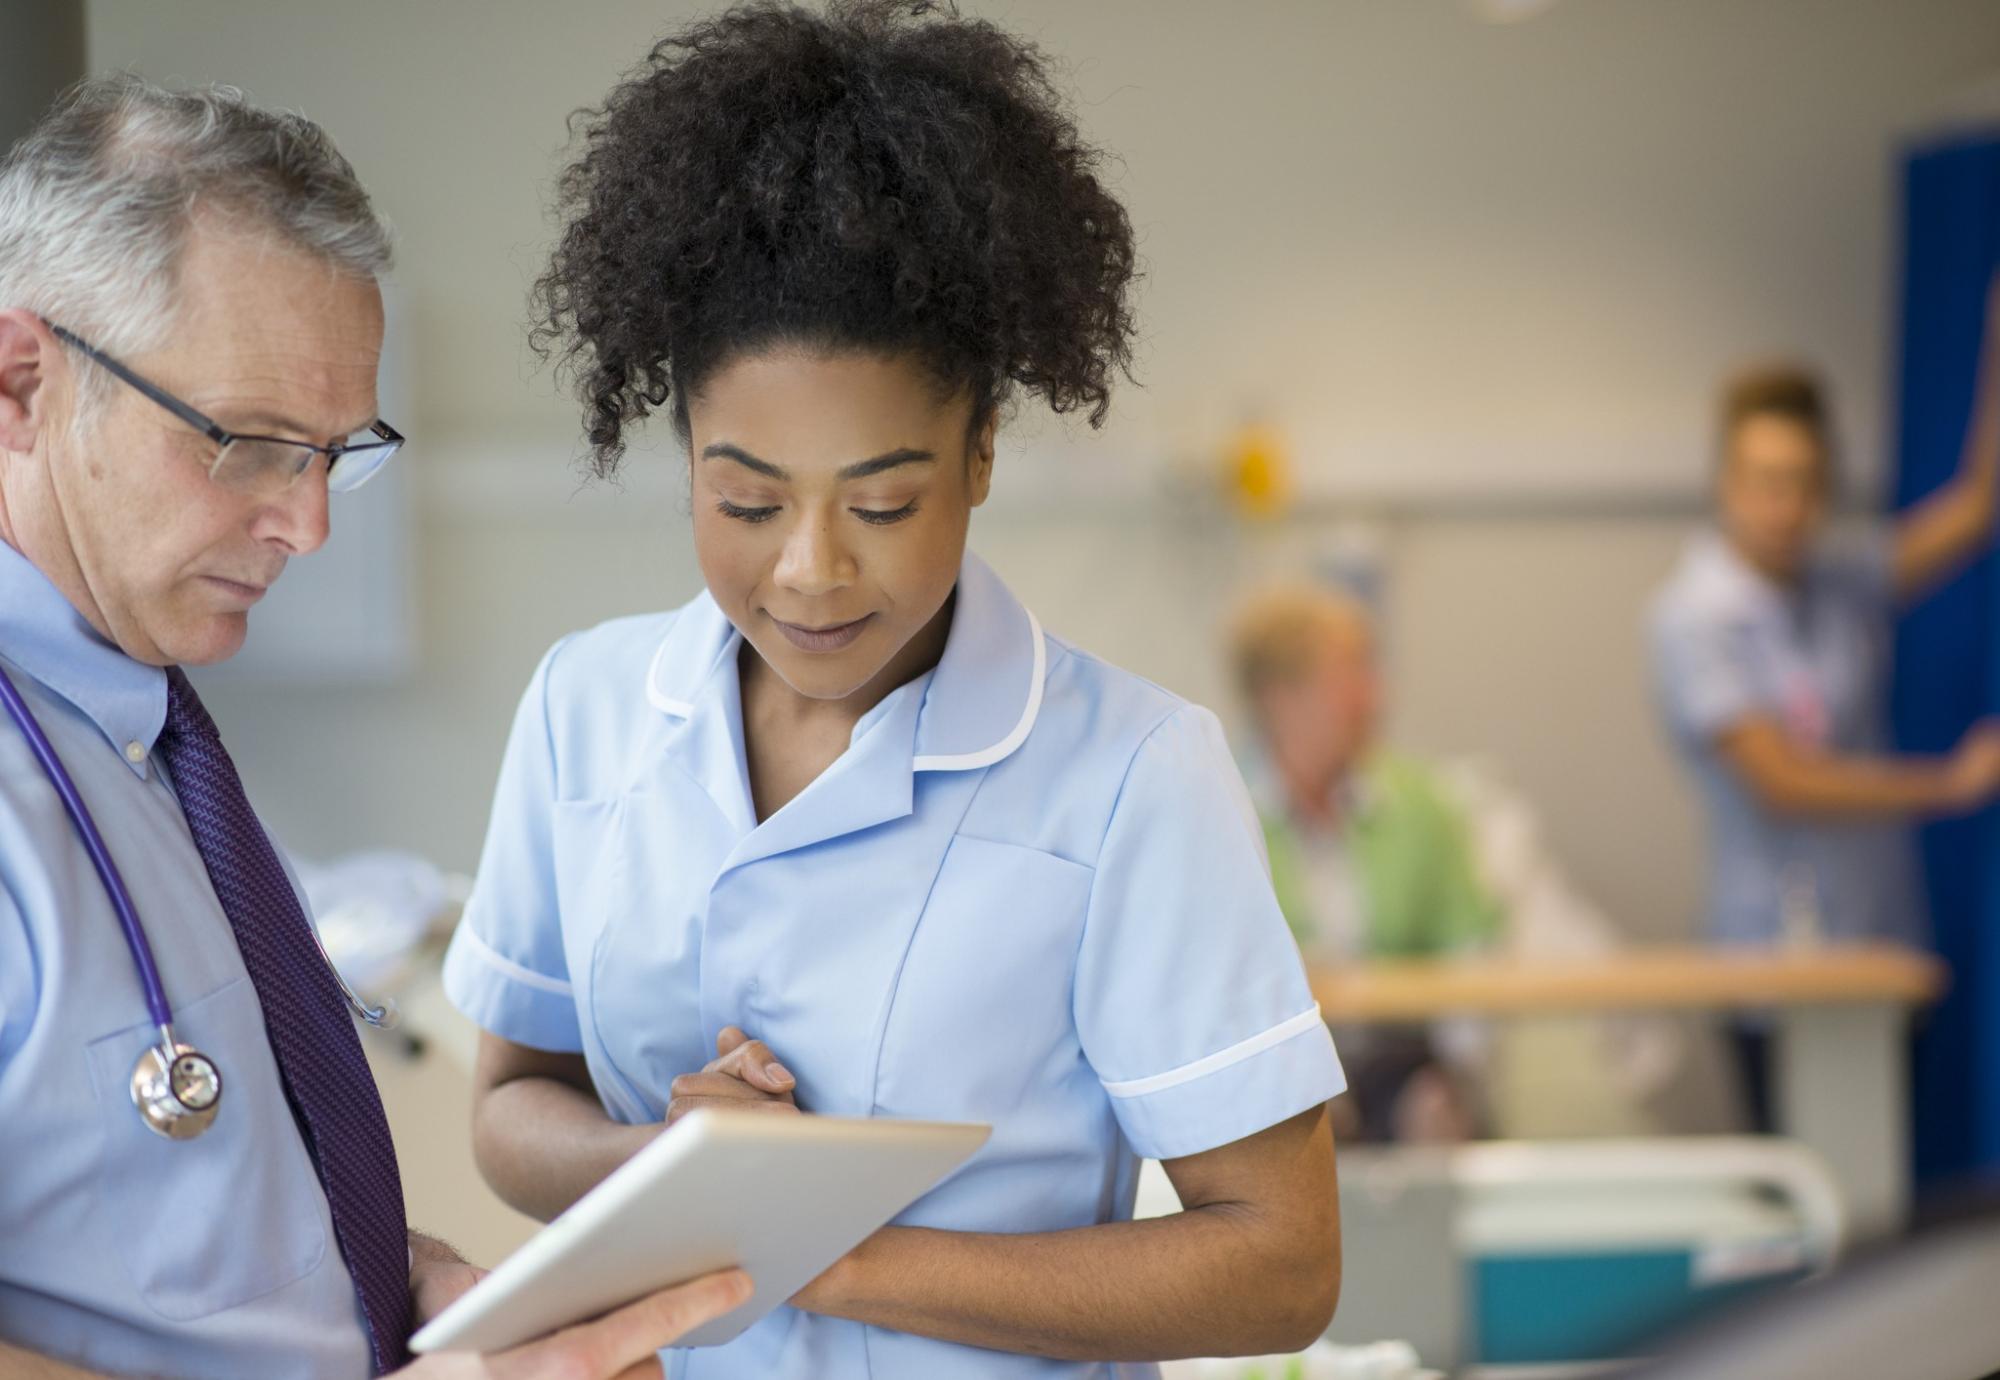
[701,443,936,481]
[838,447,934,481]
[703,442,786,478]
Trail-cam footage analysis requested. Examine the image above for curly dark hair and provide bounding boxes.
[531,0,1139,477]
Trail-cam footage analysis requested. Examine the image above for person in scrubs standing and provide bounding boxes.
[1650,277,2000,1130]
[441,3,1345,1377]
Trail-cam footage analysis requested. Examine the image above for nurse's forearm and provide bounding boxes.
[474,1074,654,1221]
[1716,718,1974,820]
[796,1108,1338,1360]
[798,1210,1330,1360]
[1894,271,2000,600]
[0,1340,114,1378]
[471,1039,657,1222]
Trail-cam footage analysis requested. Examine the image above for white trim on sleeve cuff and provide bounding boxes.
[455,922,574,998]
[1099,1004,1326,1099]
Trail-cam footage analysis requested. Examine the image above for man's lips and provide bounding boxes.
[200,574,273,605]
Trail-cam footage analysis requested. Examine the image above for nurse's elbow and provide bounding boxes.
[1275,1235,1341,1353]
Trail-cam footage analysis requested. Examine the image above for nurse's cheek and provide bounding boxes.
[664,1026,801,1127]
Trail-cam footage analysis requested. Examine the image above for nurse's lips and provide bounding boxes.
[771,613,874,653]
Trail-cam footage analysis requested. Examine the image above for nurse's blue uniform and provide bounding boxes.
[443,552,1346,1380]
[1650,529,1922,947]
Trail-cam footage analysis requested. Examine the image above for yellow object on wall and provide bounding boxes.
[1223,421,1294,520]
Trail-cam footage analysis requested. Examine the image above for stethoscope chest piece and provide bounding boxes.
[131,1042,223,1140]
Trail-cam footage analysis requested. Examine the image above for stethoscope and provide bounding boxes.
[0,662,398,1141]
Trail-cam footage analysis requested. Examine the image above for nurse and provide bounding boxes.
[1650,279,2000,1129]
[441,3,1345,1377]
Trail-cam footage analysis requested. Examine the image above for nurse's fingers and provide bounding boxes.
[705,1036,796,1094]
[666,1090,802,1127]
[669,1071,797,1106]
[715,1025,751,1056]
[607,1361,666,1380]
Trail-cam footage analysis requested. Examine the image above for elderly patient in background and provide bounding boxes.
[1228,583,1499,1144]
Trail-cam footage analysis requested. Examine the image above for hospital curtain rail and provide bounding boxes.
[1891,128,2000,1191]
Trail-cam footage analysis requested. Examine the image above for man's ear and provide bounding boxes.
[0,311,58,455]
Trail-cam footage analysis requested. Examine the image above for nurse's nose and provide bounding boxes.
[773,510,855,597]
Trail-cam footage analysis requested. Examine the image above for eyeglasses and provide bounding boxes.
[47,324,405,497]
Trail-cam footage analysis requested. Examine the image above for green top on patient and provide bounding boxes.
[1261,749,1500,960]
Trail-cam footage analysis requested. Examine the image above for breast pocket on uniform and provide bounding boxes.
[85,975,329,1321]
[556,791,711,1124]
[873,835,1094,1120]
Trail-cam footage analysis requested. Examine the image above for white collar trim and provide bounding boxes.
[912,605,1045,772]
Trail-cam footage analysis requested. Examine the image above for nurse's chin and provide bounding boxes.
[764,659,888,704]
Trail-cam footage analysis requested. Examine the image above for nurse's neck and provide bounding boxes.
[737,594,955,821]
[1723,529,1809,592]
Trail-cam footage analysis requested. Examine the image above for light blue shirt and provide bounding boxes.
[0,539,372,1378]
[443,552,1345,1380]
[1649,529,1921,947]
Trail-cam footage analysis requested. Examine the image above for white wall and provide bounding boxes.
[82,0,2000,952]
[0,0,84,144]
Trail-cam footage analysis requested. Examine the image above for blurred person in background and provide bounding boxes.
[1229,582,1498,1144]
[1649,276,2000,1131]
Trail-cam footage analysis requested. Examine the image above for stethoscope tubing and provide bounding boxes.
[0,661,176,1035]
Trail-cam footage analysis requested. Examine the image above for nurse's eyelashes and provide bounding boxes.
[713,498,924,526]
[717,499,780,524]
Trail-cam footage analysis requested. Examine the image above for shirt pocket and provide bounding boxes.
[553,793,705,1125]
[85,975,330,1322]
[872,835,1094,1122]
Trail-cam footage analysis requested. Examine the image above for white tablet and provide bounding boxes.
[409,1110,989,1354]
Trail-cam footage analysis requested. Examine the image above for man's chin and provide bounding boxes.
[160,613,251,668]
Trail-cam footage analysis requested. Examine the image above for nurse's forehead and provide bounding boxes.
[702,441,937,483]
[1729,415,1821,463]
[689,350,972,462]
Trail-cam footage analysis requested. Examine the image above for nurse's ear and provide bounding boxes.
[966,410,997,509]
[0,310,57,457]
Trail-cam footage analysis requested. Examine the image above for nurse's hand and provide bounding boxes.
[1945,719,2000,811]
[665,1026,800,1127]
[395,1268,751,1379]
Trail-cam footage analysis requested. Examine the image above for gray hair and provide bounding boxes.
[0,72,392,414]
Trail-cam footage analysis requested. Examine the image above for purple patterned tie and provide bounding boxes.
[158,667,412,1374]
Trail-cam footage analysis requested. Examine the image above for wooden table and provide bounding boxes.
[1308,943,1947,1239]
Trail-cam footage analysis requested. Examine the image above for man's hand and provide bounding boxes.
[666,1027,800,1127]
[393,1269,751,1379]
[408,1231,486,1327]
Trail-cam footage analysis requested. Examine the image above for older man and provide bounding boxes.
[0,76,744,1379]
[1228,582,1499,1143]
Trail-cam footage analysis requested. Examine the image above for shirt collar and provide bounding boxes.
[0,538,166,778]
[643,549,1046,774]
[1686,527,1810,614]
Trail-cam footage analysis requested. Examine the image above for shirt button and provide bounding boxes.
[124,741,146,764]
